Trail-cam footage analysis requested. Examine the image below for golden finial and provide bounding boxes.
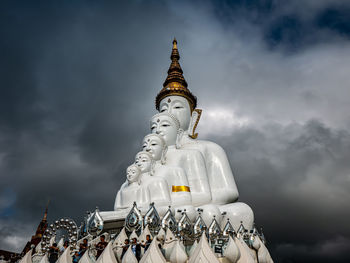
[173,38,177,49]
[43,199,50,221]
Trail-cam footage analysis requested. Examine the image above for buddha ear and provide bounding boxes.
[161,146,168,165]
[150,160,155,176]
[176,129,184,149]
[188,109,202,139]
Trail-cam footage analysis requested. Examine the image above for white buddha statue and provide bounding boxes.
[150,112,212,210]
[134,151,172,216]
[114,153,172,215]
[142,133,194,216]
[114,164,146,211]
[154,39,254,229]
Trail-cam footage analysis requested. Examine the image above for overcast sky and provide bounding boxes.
[1,0,350,262]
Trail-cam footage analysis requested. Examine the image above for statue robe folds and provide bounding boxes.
[163,146,211,207]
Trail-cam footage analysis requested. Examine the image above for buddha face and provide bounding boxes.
[135,152,152,173]
[142,135,164,161]
[126,165,140,183]
[159,96,191,131]
[150,114,178,146]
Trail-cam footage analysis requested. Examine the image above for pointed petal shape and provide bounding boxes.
[129,230,139,240]
[49,235,56,246]
[161,208,177,233]
[57,238,64,249]
[125,202,143,232]
[38,255,49,263]
[78,252,93,263]
[223,236,241,263]
[251,235,261,251]
[19,249,32,263]
[121,246,138,263]
[188,232,219,263]
[113,227,128,261]
[87,208,104,236]
[114,227,128,246]
[177,212,192,237]
[222,220,235,238]
[164,228,176,243]
[237,223,246,239]
[139,225,152,244]
[35,241,42,253]
[139,239,166,263]
[169,240,187,263]
[157,228,166,241]
[256,236,273,263]
[193,215,207,237]
[208,218,221,240]
[96,241,118,263]
[163,230,176,260]
[188,240,197,257]
[235,238,255,263]
[57,246,72,263]
[144,203,161,235]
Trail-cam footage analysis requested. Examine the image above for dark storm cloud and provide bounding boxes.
[211,0,350,51]
[1,1,350,262]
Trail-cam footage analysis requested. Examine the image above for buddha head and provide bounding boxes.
[142,134,167,164]
[150,112,181,147]
[155,39,197,131]
[159,96,192,131]
[135,151,153,174]
[126,164,141,185]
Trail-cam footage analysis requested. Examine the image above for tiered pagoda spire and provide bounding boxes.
[22,201,49,253]
[155,38,197,111]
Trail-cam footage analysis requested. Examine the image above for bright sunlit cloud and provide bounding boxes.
[198,107,251,136]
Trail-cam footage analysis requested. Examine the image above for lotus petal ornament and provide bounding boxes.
[129,230,139,240]
[222,219,235,239]
[178,210,192,237]
[18,249,32,263]
[188,240,197,257]
[169,240,188,263]
[163,229,176,260]
[125,202,143,232]
[78,252,93,263]
[139,239,166,263]
[188,232,219,263]
[256,236,274,263]
[235,237,255,263]
[39,254,49,263]
[259,227,266,244]
[143,203,161,235]
[56,246,72,263]
[121,246,138,263]
[208,217,221,240]
[193,214,207,237]
[161,207,177,233]
[139,225,152,244]
[95,241,118,263]
[223,236,241,263]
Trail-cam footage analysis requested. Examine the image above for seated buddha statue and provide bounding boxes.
[150,112,212,211]
[114,164,147,211]
[114,152,171,216]
[142,133,195,219]
[153,39,254,229]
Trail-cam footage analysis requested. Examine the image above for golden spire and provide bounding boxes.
[155,38,197,111]
[43,199,50,221]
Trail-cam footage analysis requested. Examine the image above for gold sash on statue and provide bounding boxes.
[172,185,191,192]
